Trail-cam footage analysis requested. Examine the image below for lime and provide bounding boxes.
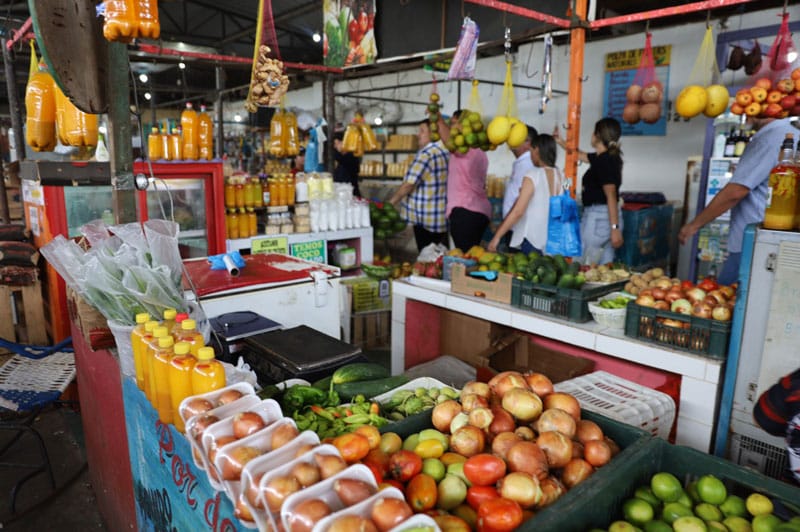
[453,135,465,147]
[752,514,781,532]
[422,458,446,482]
[402,433,420,451]
[746,494,774,517]
[673,515,709,532]
[461,124,473,135]
[644,521,673,532]
[697,475,728,505]
[662,502,695,524]
[707,523,728,532]
[686,480,702,503]
[652,472,684,502]
[677,490,694,508]
[695,502,723,522]
[623,497,655,526]
[609,522,639,532]
[723,516,753,532]
[635,486,662,509]
[465,133,478,146]
[720,495,747,518]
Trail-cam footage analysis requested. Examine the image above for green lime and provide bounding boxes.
[720,495,747,518]
[746,494,774,517]
[652,472,683,503]
[609,522,639,532]
[644,521,673,532]
[687,480,702,503]
[695,502,723,522]
[623,497,655,526]
[752,514,781,532]
[673,515,709,532]
[635,486,662,509]
[677,490,694,508]
[697,475,728,505]
[706,522,727,532]
[422,458,446,482]
[723,516,753,532]
[662,502,695,525]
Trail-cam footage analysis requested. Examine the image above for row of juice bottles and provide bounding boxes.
[130,309,226,432]
[224,174,297,209]
[226,208,259,239]
[146,103,214,161]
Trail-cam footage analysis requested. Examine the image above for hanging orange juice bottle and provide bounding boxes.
[180,102,199,160]
[238,207,250,238]
[168,342,195,432]
[162,308,177,336]
[169,127,182,160]
[198,104,213,160]
[152,335,175,424]
[55,84,98,147]
[131,312,151,390]
[191,347,226,395]
[146,326,170,406]
[25,65,56,152]
[148,126,163,160]
[102,0,137,43]
[228,209,240,239]
[135,0,161,40]
[177,318,204,357]
[140,320,159,399]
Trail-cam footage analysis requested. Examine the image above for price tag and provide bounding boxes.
[291,240,326,263]
[251,237,289,255]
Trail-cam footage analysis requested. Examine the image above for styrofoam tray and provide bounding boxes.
[311,487,406,532]
[372,376,454,403]
[226,479,258,529]
[554,371,675,439]
[389,514,441,532]
[178,381,256,426]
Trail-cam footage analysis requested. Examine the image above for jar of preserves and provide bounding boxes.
[244,178,255,208]
[227,209,240,239]
[764,133,798,231]
[238,208,250,238]
[224,179,236,208]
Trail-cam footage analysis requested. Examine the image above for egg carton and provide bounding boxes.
[554,371,675,439]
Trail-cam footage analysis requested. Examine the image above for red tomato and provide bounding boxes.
[463,454,507,486]
[698,277,719,291]
[405,473,438,512]
[389,450,423,482]
[680,280,694,291]
[363,448,390,477]
[466,485,500,511]
[477,497,524,532]
[365,462,383,484]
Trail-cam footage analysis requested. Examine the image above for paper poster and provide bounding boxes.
[323,0,377,67]
[251,236,289,255]
[603,45,671,136]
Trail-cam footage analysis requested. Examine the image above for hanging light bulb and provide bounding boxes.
[312,31,322,43]
[144,92,152,101]
[234,113,242,123]
[178,61,186,70]
[374,115,383,126]
[139,73,149,83]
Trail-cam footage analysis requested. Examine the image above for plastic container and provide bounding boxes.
[131,312,150,391]
[152,335,176,424]
[180,102,199,160]
[134,0,161,39]
[312,487,407,532]
[511,278,627,323]
[555,371,676,439]
[25,68,56,152]
[587,291,636,330]
[168,128,181,160]
[160,127,172,160]
[624,301,732,358]
[168,342,196,433]
[441,256,478,282]
[198,104,213,160]
[147,127,162,160]
[146,326,170,405]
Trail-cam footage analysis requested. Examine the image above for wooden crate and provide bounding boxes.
[351,310,390,350]
[0,279,48,349]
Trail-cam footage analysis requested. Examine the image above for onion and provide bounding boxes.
[506,441,549,479]
[488,371,530,399]
[561,458,594,488]
[468,407,494,431]
[217,388,245,405]
[626,84,643,103]
[184,397,214,417]
[501,388,543,423]
[294,443,316,458]
[575,419,604,443]
[291,461,321,488]
[514,426,535,441]
[536,408,576,438]
[639,103,661,124]
[264,474,302,512]
[232,411,267,440]
[491,431,522,461]
[432,400,462,434]
[461,381,491,399]
[460,393,489,413]
[622,103,640,124]
[498,472,542,509]
[450,425,486,458]
[314,453,347,479]
[584,440,612,467]
[270,423,299,450]
[571,440,584,459]
[220,445,262,481]
[538,476,566,507]
[605,436,621,457]
[190,414,219,440]
[450,412,470,434]
[235,493,255,522]
[287,498,332,532]
[524,372,554,398]
[543,393,581,421]
[488,405,516,436]
[245,471,266,508]
[536,431,573,468]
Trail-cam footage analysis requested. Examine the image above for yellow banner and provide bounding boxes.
[605,45,671,72]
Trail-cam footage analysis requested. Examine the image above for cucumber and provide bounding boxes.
[334,376,409,401]
[312,375,333,391]
[331,362,390,385]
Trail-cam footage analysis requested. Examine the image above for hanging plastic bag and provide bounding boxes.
[268,108,285,157]
[447,17,479,80]
[766,13,797,76]
[283,110,300,157]
[357,120,379,152]
[545,188,582,258]
[675,26,728,120]
[25,48,57,153]
[342,122,362,154]
[623,33,665,125]
[55,84,98,147]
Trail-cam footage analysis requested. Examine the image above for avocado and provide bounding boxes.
[567,261,581,275]
[557,273,575,289]
[541,268,558,286]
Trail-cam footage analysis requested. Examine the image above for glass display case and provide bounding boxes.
[63,186,114,237]
[144,178,209,257]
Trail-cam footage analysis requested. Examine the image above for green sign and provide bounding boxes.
[251,237,289,255]
[291,240,326,263]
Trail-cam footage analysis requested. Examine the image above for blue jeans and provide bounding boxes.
[520,239,541,255]
[718,252,741,286]
[581,205,621,265]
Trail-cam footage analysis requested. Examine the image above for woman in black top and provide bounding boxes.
[333,132,361,197]
[554,117,623,264]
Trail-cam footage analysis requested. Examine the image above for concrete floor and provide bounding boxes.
[0,405,107,530]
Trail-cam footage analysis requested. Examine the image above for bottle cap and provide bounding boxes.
[136,313,150,324]
[153,326,169,338]
[176,312,189,323]
[182,319,197,331]
[158,336,175,348]
[174,342,190,356]
[196,347,215,361]
[186,102,193,109]
[163,308,177,320]
[145,320,159,332]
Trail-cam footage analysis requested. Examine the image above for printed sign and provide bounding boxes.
[251,236,289,255]
[603,45,671,136]
[323,0,377,67]
[291,240,326,264]
[122,379,239,532]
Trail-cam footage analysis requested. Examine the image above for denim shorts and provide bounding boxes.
[580,205,621,265]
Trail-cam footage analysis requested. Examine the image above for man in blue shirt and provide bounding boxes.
[678,117,798,285]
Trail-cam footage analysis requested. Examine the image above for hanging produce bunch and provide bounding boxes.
[246,45,290,112]
[731,70,800,118]
[427,91,442,142]
[102,0,160,43]
[486,55,529,150]
[623,33,665,125]
[268,108,300,158]
[340,113,380,157]
[444,108,490,154]
[675,26,730,119]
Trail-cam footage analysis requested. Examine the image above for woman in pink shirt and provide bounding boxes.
[444,110,491,251]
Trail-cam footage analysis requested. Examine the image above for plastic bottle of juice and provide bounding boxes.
[228,209,240,239]
[54,84,98,147]
[131,313,151,390]
[180,102,199,160]
[198,104,213,160]
[247,208,257,236]
[172,312,189,337]
[152,335,175,424]
[224,179,236,208]
[238,207,250,238]
[25,67,57,152]
[253,178,263,208]
[148,126,163,160]
[135,0,160,40]
[161,125,172,161]
[102,0,137,42]
[168,341,196,432]
[268,177,279,206]
[162,308,177,336]
[234,179,245,208]
[146,326,170,406]
[244,178,255,208]
[169,127,182,160]
[764,133,798,230]
[141,320,159,400]
[191,347,226,395]
[177,318,204,357]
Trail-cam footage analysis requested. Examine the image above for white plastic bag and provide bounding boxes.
[447,17,479,80]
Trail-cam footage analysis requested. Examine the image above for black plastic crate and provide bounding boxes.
[511,278,627,323]
[624,302,731,359]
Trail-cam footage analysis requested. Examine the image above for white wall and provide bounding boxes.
[284,5,799,203]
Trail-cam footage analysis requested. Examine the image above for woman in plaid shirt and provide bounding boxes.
[389,120,449,251]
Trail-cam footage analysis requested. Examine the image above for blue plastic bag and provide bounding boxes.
[545,190,582,257]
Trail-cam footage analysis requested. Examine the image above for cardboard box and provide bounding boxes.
[474,333,595,384]
[439,309,512,368]
[450,262,513,304]
[67,287,114,350]
[6,187,21,220]
[351,309,390,350]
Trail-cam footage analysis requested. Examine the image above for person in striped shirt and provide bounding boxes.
[754,368,800,484]
[388,119,449,251]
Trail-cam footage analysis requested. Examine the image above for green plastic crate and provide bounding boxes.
[531,438,800,531]
[511,278,627,323]
[624,301,731,359]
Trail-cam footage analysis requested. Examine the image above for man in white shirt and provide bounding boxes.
[502,125,538,218]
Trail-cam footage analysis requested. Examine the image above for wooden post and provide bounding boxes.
[323,74,336,171]
[564,0,588,197]
[106,42,137,223]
